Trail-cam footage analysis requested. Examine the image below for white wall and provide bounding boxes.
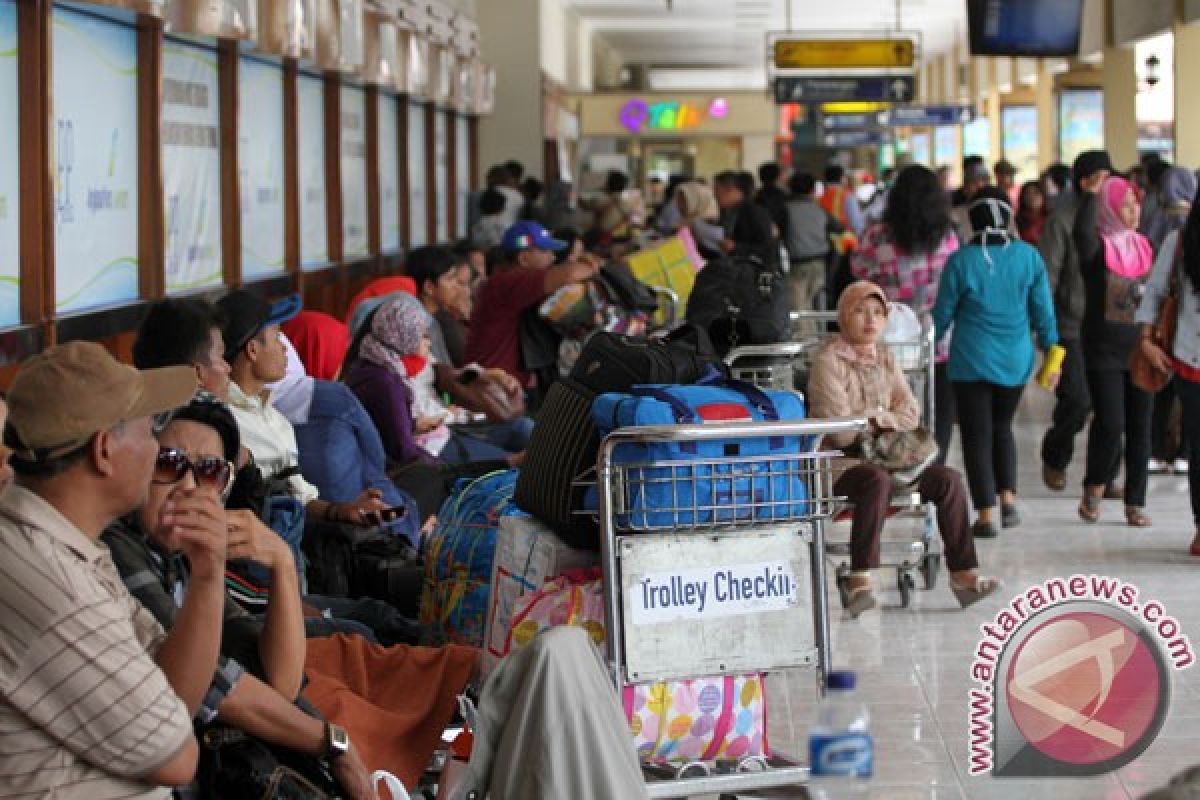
[741,135,776,175]
[539,0,570,87]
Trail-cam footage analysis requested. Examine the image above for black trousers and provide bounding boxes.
[934,362,956,465]
[953,381,1025,510]
[1041,338,1091,471]
[1151,377,1189,462]
[1175,376,1200,527]
[1085,369,1153,507]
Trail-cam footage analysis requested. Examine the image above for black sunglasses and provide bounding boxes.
[153,447,234,496]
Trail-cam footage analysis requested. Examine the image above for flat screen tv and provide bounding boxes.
[967,0,1084,57]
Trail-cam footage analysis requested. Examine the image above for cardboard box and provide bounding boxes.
[482,514,599,677]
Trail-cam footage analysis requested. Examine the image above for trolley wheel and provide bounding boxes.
[835,566,851,608]
[920,553,941,590]
[897,569,915,608]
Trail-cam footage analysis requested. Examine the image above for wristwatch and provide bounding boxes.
[323,723,350,760]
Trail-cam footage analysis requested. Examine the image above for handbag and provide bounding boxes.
[198,725,343,799]
[855,428,939,487]
[1130,241,1181,393]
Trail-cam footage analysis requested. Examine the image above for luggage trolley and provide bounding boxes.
[752,310,942,609]
[595,416,867,799]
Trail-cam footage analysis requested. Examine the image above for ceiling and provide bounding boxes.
[564,0,968,88]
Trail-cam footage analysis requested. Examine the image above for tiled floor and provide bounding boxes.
[759,389,1200,799]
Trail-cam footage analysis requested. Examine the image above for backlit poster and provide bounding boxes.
[935,126,960,171]
[963,116,991,161]
[456,115,469,239]
[1060,89,1104,164]
[377,94,401,253]
[434,109,448,241]
[162,39,222,293]
[1001,105,1038,182]
[239,57,285,278]
[911,132,931,166]
[0,0,18,326]
[297,73,328,269]
[52,7,139,313]
[408,102,427,247]
[341,85,368,259]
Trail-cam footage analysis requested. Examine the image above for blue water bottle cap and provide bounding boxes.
[826,670,856,691]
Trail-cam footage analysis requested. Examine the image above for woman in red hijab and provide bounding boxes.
[282,310,350,381]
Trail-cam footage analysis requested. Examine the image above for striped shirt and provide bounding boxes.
[0,486,193,799]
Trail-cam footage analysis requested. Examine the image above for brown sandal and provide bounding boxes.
[1078,494,1101,523]
[1125,506,1152,527]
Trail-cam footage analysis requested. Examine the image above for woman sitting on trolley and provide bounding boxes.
[808,281,1002,617]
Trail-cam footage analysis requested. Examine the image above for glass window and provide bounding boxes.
[377,94,401,253]
[340,84,368,259]
[910,132,931,167]
[1001,106,1039,183]
[1059,90,1104,165]
[238,57,285,278]
[455,115,469,239]
[297,73,328,269]
[162,39,222,293]
[434,109,448,242]
[408,102,427,248]
[963,117,991,161]
[0,0,18,326]
[52,7,139,314]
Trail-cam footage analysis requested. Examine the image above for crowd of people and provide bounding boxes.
[2,144,1199,799]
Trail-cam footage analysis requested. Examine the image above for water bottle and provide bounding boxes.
[808,670,872,799]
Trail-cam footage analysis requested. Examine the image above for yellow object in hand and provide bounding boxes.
[1037,344,1066,389]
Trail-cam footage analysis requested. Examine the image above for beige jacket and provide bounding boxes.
[807,338,920,449]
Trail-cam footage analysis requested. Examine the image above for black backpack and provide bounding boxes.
[685,249,792,356]
[514,324,722,548]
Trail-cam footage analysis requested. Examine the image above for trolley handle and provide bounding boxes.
[723,341,810,365]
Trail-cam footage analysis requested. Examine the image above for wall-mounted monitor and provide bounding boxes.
[968,0,1084,57]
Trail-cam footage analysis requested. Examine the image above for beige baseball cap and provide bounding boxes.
[6,341,197,461]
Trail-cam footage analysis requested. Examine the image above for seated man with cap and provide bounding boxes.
[465,221,602,397]
[215,289,388,528]
[0,341,209,797]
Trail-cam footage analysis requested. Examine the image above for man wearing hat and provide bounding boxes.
[217,289,387,526]
[465,221,601,390]
[0,342,223,797]
[1040,150,1117,492]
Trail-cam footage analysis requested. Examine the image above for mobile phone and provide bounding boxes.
[363,505,409,526]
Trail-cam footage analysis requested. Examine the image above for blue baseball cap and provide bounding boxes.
[502,221,567,254]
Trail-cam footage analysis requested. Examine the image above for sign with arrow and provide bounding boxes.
[880,105,976,127]
[824,130,885,148]
[773,75,915,105]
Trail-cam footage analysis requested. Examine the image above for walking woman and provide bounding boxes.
[1137,182,1200,553]
[1075,176,1155,526]
[932,187,1060,538]
[851,165,960,462]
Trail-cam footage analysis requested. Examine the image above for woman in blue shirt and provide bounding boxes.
[933,187,1060,538]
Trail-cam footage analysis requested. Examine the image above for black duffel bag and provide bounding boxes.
[514,323,722,549]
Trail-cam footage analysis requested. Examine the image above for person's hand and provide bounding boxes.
[1141,337,1173,373]
[483,368,522,396]
[1044,370,1062,391]
[226,509,293,572]
[719,238,736,254]
[161,487,228,580]
[330,745,376,800]
[337,488,388,526]
[415,414,445,434]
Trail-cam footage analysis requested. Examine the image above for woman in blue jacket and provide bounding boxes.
[933,187,1060,539]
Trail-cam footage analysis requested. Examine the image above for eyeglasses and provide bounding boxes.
[153,447,234,496]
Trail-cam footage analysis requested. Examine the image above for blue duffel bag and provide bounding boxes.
[591,375,815,529]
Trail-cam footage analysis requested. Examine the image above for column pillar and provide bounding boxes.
[1174,20,1200,166]
[1035,61,1058,170]
[476,0,543,178]
[1101,45,1138,169]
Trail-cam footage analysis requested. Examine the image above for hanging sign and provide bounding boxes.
[880,105,976,127]
[773,38,915,70]
[774,75,914,104]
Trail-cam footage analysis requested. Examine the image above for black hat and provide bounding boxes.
[1072,150,1115,185]
[216,290,302,364]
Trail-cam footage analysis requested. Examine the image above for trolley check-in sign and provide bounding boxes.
[631,560,798,625]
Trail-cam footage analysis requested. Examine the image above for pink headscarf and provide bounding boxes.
[1097,176,1153,279]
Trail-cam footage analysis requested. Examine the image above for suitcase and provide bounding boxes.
[591,379,812,529]
[514,325,721,549]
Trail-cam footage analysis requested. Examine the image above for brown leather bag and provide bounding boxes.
[1130,246,1180,393]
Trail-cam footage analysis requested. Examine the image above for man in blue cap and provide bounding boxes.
[465,221,601,391]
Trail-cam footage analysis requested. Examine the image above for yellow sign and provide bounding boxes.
[820,102,890,114]
[773,39,915,69]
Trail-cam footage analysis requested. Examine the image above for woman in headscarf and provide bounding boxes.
[1141,165,1198,254]
[933,187,1060,538]
[674,181,725,259]
[282,310,350,381]
[1074,175,1156,526]
[808,281,1001,617]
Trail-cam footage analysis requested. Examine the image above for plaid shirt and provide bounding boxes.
[850,224,959,315]
[101,519,249,726]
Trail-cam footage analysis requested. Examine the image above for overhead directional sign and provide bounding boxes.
[881,105,976,127]
[821,113,880,131]
[773,38,915,69]
[824,130,885,148]
[774,75,914,104]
